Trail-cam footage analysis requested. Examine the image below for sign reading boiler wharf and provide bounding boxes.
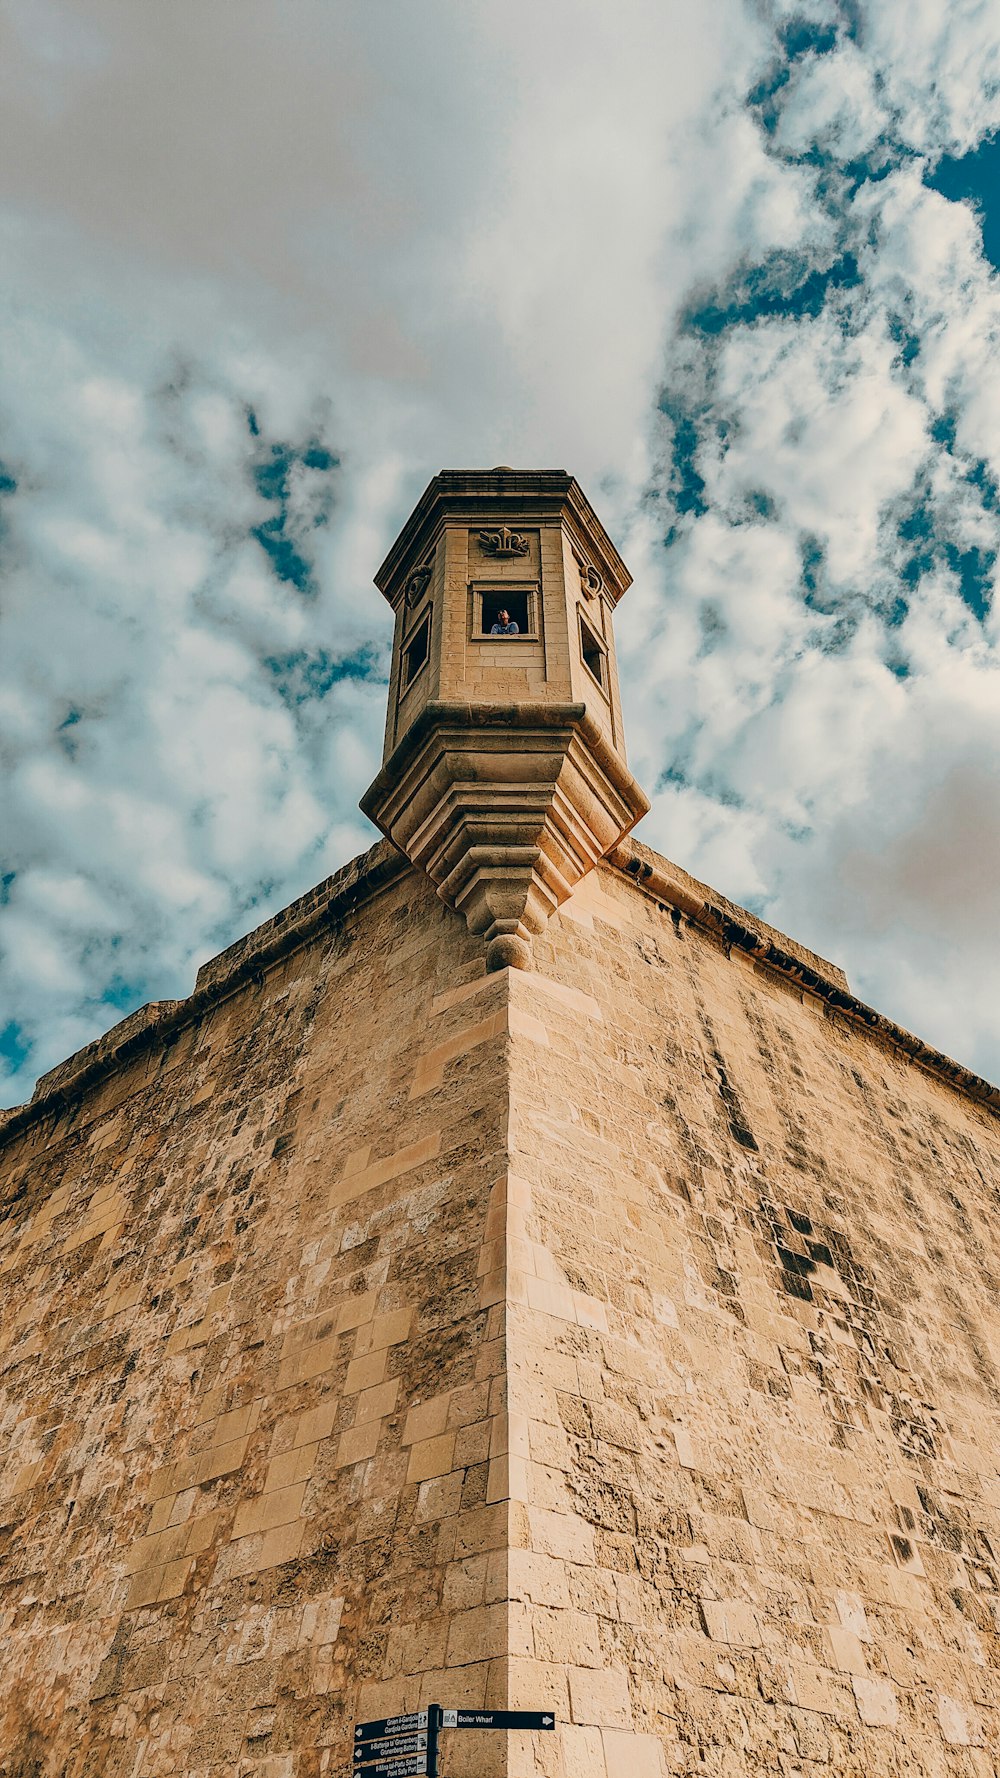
[443,1711,555,1729]
[351,1705,555,1775]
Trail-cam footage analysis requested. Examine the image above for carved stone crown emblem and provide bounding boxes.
[477,526,529,558]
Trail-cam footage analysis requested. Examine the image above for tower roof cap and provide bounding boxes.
[374,468,633,608]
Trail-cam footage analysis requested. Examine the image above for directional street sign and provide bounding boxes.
[354,1735,427,1763]
[442,1710,556,1731]
[354,1713,428,1744]
[349,1759,426,1778]
[350,1703,555,1775]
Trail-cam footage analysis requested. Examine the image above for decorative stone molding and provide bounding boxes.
[477,525,529,558]
[403,558,434,607]
[361,701,649,972]
[575,550,603,598]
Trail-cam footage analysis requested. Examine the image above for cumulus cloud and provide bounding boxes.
[626,1,1000,1078]
[1,0,1000,1100]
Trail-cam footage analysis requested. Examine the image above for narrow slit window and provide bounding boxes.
[580,615,606,689]
[402,609,431,690]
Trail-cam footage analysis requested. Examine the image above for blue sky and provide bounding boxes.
[2,0,1000,1103]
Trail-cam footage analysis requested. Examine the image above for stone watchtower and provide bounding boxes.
[361,469,649,972]
[2,472,1000,1778]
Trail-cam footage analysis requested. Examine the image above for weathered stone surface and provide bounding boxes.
[3,465,1000,1777]
[2,845,999,1775]
[0,869,512,1777]
[499,858,1000,1775]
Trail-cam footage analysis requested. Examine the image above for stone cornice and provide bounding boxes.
[374,469,632,610]
[610,836,1000,1120]
[0,840,408,1152]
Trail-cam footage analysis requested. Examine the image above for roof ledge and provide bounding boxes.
[609,836,1000,1119]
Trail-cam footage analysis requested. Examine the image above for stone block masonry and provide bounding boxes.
[500,859,1000,1776]
[0,861,519,1778]
[2,844,1000,1777]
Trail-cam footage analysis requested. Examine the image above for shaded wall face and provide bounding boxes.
[505,865,1000,1777]
[0,871,512,1778]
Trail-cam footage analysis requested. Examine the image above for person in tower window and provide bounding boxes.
[490,608,519,635]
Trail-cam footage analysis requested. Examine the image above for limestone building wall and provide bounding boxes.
[501,862,1000,1777]
[0,855,518,1778]
[2,835,1000,1778]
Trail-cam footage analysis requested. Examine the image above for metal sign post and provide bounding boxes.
[426,1704,442,1778]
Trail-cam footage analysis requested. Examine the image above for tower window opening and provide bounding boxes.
[402,609,431,691]
[480,588,531,636]
[579,614,606,689]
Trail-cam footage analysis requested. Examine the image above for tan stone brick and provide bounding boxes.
[204,1400,262,1449]
[832,1589,871,1639]
[486,1453,528,1504]
[402,1394,452,1446]
[601,1730,665,1778]
[301,1596,344,1647]
[415,1472,464,1522]
[291,1398,339,1448]
[533,1606,603,1666]
[937,1695,981,1746]
[853,1674,900,1728]
[232,1481,306,1540]
[385,1619,447,1676]
[125,1565,165,1610]
[124,1523,189,1574]
[446,1604,511,1666]
[355,1308,414,1355]
[568,1664,631,1729]
[158,1556,194,1600]
[700,1599,762,1648]
[264,1442,318,1494]
[409,1011,505,1096]
[483,1649,565,1721]
[354,1378,399,1424]
[344,1348,388,1394]
[825,1625,868,1675]
[527,1506,595,1564]
[194,1435,250,1487]
[406,1433,456,1485]
[336,1291,379,1333]
[234,1518,305,1578]
[276,1335,338,1392]
[146,1494,179,1535]
[508,1548,571,1609]
[442,1555,489,1612]
[454,1419,492,1468]
[184,1510,221,1556]
[335,1421,381,1468]
[330,1134,441,1210]
[7,1460,43,1496]
[453,1503,510,1559]
[788,1660,854,1716]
